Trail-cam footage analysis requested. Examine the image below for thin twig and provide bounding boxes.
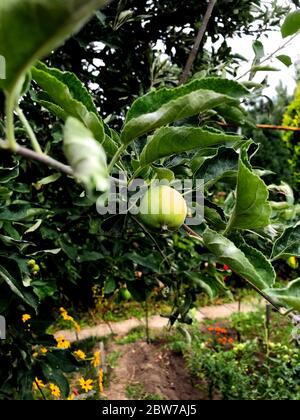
[131,215,174,270]
[0,139,73,175]
[0,139,126,185]
[217,122,300,132]
[237,32,299,81]
[182,224,203,242]
[179,0,217,85]
[16,107,43,154]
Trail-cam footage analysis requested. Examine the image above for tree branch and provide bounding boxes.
[0,139,127,186]
[0,139,73,175]
[178,0,217,85]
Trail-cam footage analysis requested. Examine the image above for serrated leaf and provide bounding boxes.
[35,62,99,114]
[139,127,243,168]
[126,78,249,122]
[32,63,105,144]
[231,235,275,287]
[271,222,300,260]
[63,117,110,198]
[276,54,293,67]
[0,265,38,309]
[264,279,300,312]
[0,0,107,94]
[121,77,248,144]
[227,142,271,230]
[281,10,300,38]
[203,228,272,290]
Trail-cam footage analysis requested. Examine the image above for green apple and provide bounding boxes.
[139,185,187,231]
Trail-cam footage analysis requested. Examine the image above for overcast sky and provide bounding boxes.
[206,0,300,97]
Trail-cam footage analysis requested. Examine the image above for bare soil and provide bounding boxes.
[104,339,204,400]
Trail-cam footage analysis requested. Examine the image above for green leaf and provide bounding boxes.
[0,0,107,94]
[24,219,43,235]
[215,104,250,126]
[227,142,271,230]
[230,235,275,287]
[32,63,105,144]
[264,279,300,312]
[63,117,110,198]
[0,205,47,222]
[204,207,227,230]
[125,252,161,272]
[127,78,249,122]
[252,40,264,60]
[251,65,279,72]
[139,127,243,168]
[281,10,300,38]
[276,54,293,67]
[121,77,248,144]
[35,62,99,114]
[38,100,68,120]
[0,265,38,309]
[193,146,239,187]
[0,165,19,183]
[203,228,273,290]
[271,223,300,260]
[151,166,175,181]
[33,173,61,190]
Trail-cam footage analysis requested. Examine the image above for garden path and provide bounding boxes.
[55,300,262,342]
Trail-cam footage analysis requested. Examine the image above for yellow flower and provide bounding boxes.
[33,377,45,391]
[288,256,299,269]
[40,347,48,354]
[98,369,104,394]
[55,335,71,349]
[91,351,100,367]
[32,352,39,358]
[22,314,31,323]
[74,349,86,360]
[67,393,75,400]
[73,321,81,333]
[79,377,94,393]
[49,383,61,398]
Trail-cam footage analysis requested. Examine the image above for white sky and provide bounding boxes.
[205,0,300,98]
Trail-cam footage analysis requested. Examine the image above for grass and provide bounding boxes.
[125,383,165,400]
[116,326,146,345]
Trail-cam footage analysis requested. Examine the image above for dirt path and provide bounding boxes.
[103,340,205,400]
[56,300,261,342]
